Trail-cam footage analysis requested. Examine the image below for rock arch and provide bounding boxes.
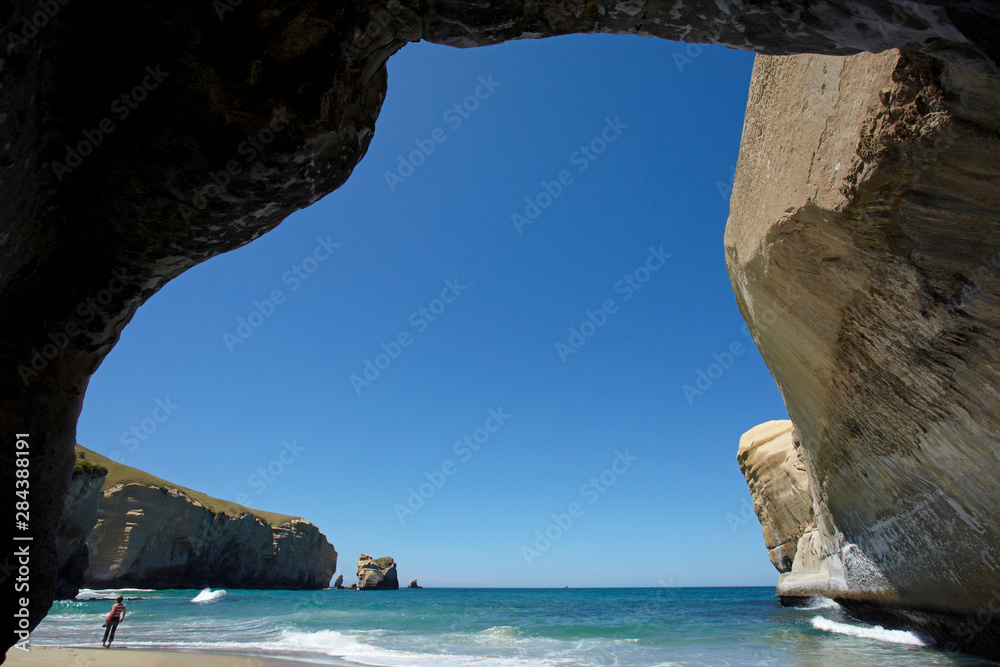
[1,0,998,655]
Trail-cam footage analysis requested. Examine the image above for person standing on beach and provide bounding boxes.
[102,596,127,648]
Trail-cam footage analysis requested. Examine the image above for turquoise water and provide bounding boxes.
[32,587,998,666]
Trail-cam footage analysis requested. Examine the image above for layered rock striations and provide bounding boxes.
[727,49,1000,656]
[75,446,337,590]
[736,421,812,573]
[357,554,399,590]
[1,0,1000,652]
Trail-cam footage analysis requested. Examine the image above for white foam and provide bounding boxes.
[273,629,565,667]
[810,616,935,646]
[75,588,155,599]
[473,625,523,642]
[801,596,842,610]
[191,588,227,603]
[276,629,375,655]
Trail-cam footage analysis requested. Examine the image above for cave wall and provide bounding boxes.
[2,0,999,653]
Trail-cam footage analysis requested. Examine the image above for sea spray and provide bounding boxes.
[811,616,935,646]
[802,596,842,610]
[191,588,227,603]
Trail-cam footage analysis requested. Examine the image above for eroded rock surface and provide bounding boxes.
[736,421,812,573]
[2,0,999,652]
[727,49,1000,656]
[89,486,337,589]
[53,456,107,599]
[80,447,337,589]
[357,554,399,590]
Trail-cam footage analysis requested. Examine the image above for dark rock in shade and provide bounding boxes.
[1,0,999,655]
[357,554,399,590]
[54,455,107,598]
[407,579,422,589]
[334,575,345,589]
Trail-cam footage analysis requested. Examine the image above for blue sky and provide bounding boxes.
[78,34,787,588]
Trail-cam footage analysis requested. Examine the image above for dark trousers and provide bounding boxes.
[102,618,120,645]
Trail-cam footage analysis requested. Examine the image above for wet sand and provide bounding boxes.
[4,646,325,666]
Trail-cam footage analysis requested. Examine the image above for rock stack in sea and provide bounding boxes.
[357,554,399,590]
[407,579,422,589]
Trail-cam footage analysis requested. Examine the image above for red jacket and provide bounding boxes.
[105,603,126,624]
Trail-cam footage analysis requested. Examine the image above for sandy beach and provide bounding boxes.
[4,646,321,666]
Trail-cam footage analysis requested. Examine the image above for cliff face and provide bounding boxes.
[1,0,999,651]
[88,485,337,589]
[357,554,399,590]
[726,49,1000,656]
[736,421,812,573]
[77,447,337,590]
[54,459,106,599]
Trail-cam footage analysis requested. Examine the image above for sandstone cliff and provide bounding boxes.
[357,554,399,590]
[727,49,1000,656]
[736,421,812,573]
[76,446,337,590]
[53,454,107,599]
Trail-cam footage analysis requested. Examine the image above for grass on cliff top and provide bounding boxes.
[75,445,299,526]
[73,458,108,476]
[374,557,395,567]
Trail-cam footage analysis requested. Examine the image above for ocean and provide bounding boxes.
[30,587,998,666]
